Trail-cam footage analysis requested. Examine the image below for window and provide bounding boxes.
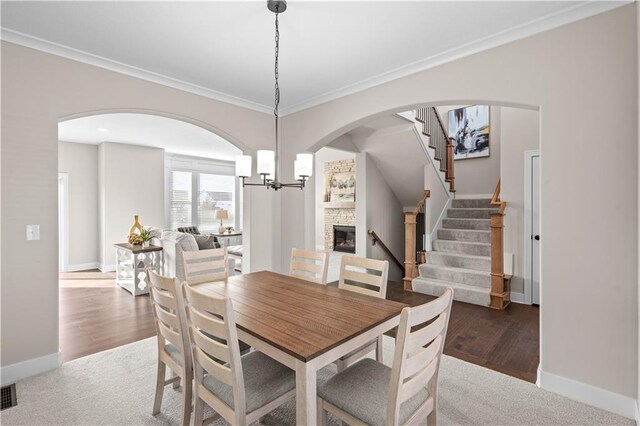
[166,156,240,232]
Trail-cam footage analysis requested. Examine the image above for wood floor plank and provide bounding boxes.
[59,270,539,383]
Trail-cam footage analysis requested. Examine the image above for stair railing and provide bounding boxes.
[490,180,510,310]
[368,229,405,275]
[415,107,456,193]
[403,190,430,291]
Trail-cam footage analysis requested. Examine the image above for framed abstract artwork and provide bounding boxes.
[448,105,490,160]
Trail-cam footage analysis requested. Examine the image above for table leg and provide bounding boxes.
[295,359,317,426]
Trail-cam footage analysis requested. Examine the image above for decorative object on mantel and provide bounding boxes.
[235,0,313,191]
[128,215,143,237]
[448,105,490,160]
[215,209,228,234]
[330,172,356,202]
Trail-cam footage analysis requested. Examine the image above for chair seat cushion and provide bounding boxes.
[228,245,243,257]
[165,343,182,363]
[318,358,428,426]
[202,350,295,413]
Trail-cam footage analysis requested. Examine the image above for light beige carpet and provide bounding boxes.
[1,336,632,425]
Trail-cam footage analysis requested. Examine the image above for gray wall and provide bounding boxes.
[1,40,275,374]
[285,5,638,410]
[437,105,501,196]
[58,142,99,268]
[500,107,540,295]
[98,143,165,269]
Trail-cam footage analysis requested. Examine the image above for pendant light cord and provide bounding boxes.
[273,6,280,181]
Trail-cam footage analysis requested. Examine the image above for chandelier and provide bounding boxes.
[235,0,312,190]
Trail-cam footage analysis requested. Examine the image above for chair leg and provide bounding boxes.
[193,394,204,426]
[375,336,383,364]
[180,371,193,426]
[172,369,181,389]
[317,398,327,426]
[152,360,166,415]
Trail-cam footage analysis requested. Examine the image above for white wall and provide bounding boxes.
[500,108,540,295]
[437,105,501,196]
[58,142,99,269]
[98,143,165,269]
[1,41,275,376]
[364,154,405,281]
[314,147,357,250]
[281,5,638,415]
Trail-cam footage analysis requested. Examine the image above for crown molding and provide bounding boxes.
[0,28,274,115]
[1,1,630,117]
[278,0,630,115]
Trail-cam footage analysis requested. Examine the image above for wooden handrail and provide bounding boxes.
[404,190,431,291]
[412,189,431,215]
[491,180,506,214]
[368,229,405,275]
[489,179,509,310]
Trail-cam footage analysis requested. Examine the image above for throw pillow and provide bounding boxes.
[193,235,220,250]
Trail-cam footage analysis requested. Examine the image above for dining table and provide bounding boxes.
[192,270,407,425]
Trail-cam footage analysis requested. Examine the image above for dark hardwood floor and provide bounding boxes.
[59,272,539,383]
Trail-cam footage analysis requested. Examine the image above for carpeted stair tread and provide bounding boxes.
[412,277,490,307]
[426,251,491,272]
[451,199,493,208]
[447,208,500,219]
[419,264,491,288]
[442,218,491,230]
[438,228,491,243]
[432,239,491,256]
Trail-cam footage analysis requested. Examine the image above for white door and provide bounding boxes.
[531,155,541,305]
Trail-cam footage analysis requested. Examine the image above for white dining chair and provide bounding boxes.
[335,255,389,371]
[183,283,297,426]
[317,288,454,426]
[147,269,192,426]
[183,247,229,285]
[289,248,329,285]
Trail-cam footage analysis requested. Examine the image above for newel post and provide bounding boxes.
[489,212,509,310]
[446,138,455,192]
[403,212,417,291]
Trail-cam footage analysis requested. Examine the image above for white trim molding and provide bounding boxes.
[427,197,453,251]
[1,351,61,386]
[66,262,100,272]
[510,292,525,304]
[524,150,540,306]
[537,367,637,420]
[99,263,116,272]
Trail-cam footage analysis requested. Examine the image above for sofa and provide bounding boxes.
[147,227,236,283]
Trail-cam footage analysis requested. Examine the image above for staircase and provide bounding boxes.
[412,198,498,307]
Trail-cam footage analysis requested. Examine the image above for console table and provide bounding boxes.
[114,243,163,296]
[212,231,242,247]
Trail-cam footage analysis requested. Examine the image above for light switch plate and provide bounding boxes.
[26,225,40,241]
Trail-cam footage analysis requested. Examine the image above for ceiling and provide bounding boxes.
[59,113,242,160]
[1,1,628,114]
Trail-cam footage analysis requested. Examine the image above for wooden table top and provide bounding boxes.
[113,243,162,253]
[192,270,407,362]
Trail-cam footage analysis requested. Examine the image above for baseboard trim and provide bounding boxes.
[537,367,636,419]
[635,403,639,424]
[99,264,116,272]
[510,292,526,304]
[66,262,100,272]
[1,351,61,386]
[453,193,494,200]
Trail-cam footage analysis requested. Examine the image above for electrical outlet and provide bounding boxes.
[26,225,40,241]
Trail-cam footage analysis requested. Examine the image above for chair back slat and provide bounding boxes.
[147,269,192,372]
[289,248,329,284]
[386,288,453,425]
[183,283,246,414]
[183,248,229,285]
[194,346,234,385]
[338,255,389,299]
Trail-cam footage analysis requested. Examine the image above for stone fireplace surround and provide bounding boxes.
[323,159,356,251]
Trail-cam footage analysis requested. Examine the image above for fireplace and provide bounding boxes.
[333,225,356,253]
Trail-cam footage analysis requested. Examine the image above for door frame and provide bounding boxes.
[523,150,540,305]
[58,173,70,272]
